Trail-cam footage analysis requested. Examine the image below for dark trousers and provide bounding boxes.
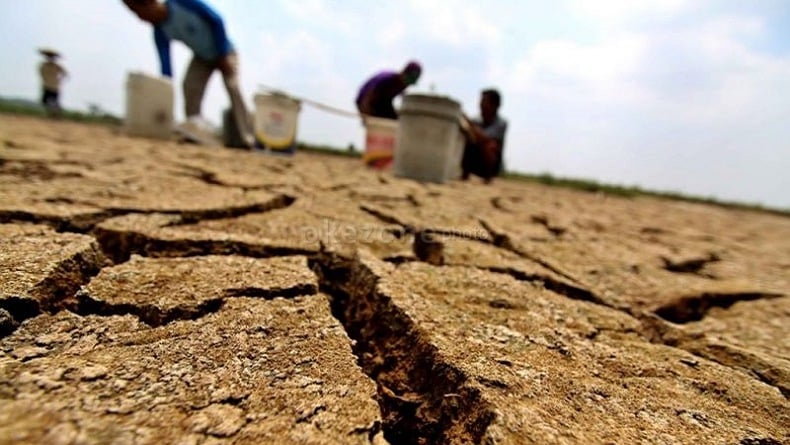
[357,100,397,120]
[41,89,59,107]
[41,89,61,116]
[462,142,501,180]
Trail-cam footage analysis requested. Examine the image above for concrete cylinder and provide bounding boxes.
[393,94,464,183]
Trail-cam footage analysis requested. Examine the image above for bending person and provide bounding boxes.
[356,61,422,120]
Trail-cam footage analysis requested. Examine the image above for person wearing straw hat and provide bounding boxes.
[355,61,422,120]
[122,0,254,148]
[38,48,67,118]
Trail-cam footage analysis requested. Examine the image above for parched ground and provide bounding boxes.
[0,114,787,445]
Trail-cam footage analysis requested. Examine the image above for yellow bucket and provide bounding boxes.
[254,92,302,152]
[363,117,398,169]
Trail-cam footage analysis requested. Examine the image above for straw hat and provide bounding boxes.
[38,48,61,58]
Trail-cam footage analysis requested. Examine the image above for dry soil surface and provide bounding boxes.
[0,115,788,444]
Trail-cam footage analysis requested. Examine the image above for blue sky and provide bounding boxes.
[1,0,788,208]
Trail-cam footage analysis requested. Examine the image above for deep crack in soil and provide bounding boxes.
[93,231,316,264]
[653,291,785,324]
[0,209,120,233]
[660,253,720,275]
[479,218,585,285]
[91,196,308,264]
[1,239,107,337]
[310,252,497,445]
[72,293,226,327]
[639,312,790,398]
[484,266,607,307]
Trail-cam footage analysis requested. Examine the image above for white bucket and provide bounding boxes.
[254,92,301,152]
[124,72,174,140]
[363,117,398,169]
[393,94,464,183]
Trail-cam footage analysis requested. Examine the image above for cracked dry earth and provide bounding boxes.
[0,115,788,445]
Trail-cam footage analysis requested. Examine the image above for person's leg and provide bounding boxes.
[461,141,483,180]
[220,53,254,147]
[51,91,62,118]
[480,144,501,182]
[183,55,214,118]
[42,89,58,117]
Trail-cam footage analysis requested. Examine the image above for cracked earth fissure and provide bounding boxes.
[660,253,720,275]
[358,205,586,292]
[310,253,497,445]
[93,229,316,264]
[484,265,608,307]
[1,194,295,236]
[1,242,106,338]
[478,219,585,286]
[61,274,320,328]
[66,232,320,326]
[690,344,790,399]
[166,194,296,225]
[72,294,225,327]
[0,209,120,233]
[639,313,789,398]
[653,291,785,324]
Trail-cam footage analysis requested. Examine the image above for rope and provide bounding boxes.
[257,84,361,119]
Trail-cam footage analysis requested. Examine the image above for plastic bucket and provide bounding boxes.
[363,117,398,169]
[254,92,301,153]
[393,94,463,183]
[124,72,174,139]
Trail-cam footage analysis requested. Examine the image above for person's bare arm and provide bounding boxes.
[461,114,497,147]
[462,114,502,161]
[460,114,482,142]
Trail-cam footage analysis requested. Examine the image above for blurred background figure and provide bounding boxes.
[356,60,422,120]
[460,88,507,184]
[122,0,254,148]
[38,48,67,118]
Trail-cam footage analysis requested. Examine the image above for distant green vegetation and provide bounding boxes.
[1,99,786,216]
[503,171,643,198]
[0,96,122,126]
[296,142,362,158]
[502,171,789,216]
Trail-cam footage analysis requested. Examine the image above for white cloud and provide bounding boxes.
[571,0,691,24]
[499,36,646,105]
[403,0,502,49]
[631,16,788,125]
[376,20,407,48]
[246,30,334,85]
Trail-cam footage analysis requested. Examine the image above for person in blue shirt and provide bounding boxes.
[123,0,254,147]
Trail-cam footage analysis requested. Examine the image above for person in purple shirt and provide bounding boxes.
[356,61,422,120]
[122,0,254,147]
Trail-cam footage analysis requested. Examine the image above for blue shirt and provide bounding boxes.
[153,0,234,77]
